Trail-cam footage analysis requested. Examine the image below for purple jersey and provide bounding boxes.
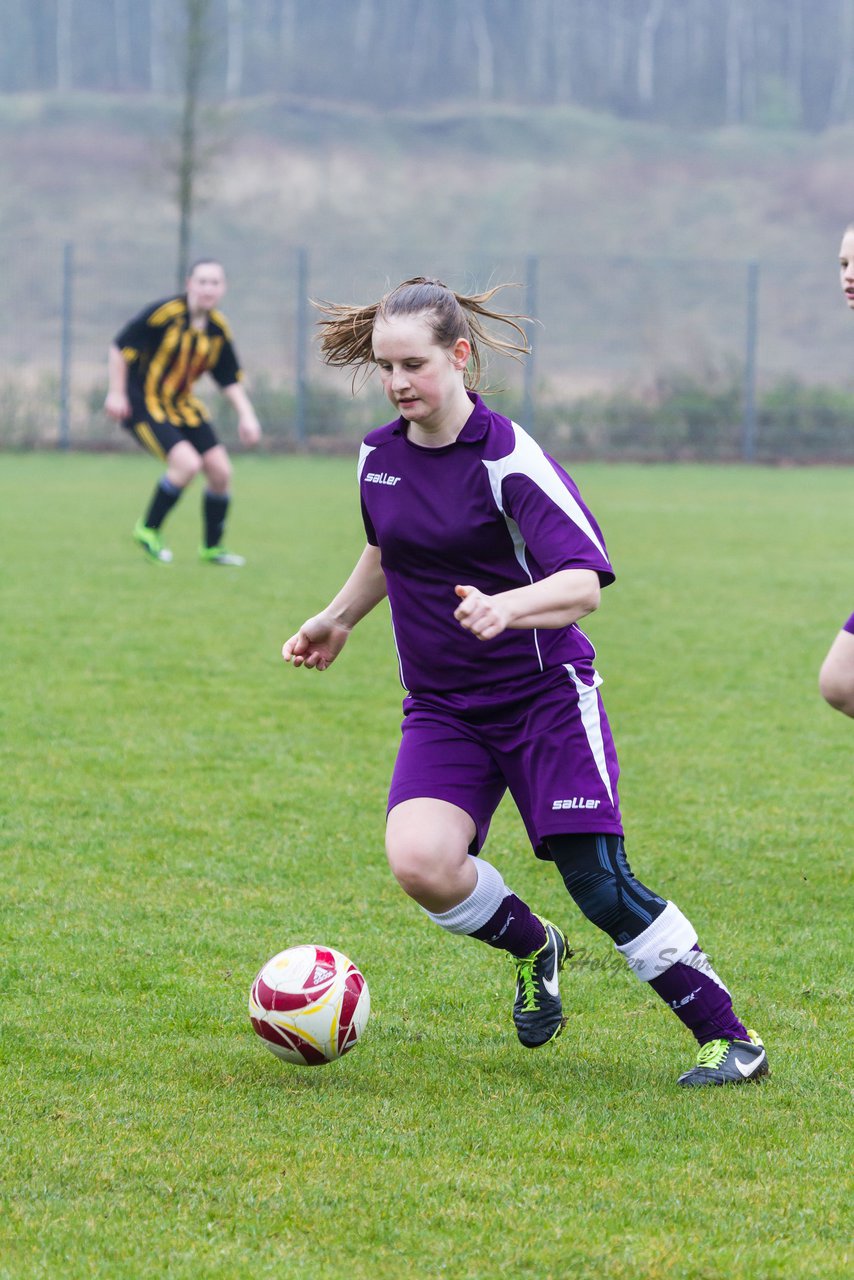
[358,393,614,696]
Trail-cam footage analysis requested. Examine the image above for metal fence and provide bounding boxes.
[2,235,851,460]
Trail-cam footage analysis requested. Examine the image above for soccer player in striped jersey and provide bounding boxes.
[105,258,262,565]
[282,277,767,1087]
[819,226,854,717]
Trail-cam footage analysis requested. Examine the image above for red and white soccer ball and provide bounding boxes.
[248,945,370,1066]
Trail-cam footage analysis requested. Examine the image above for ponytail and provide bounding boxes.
[313,276,531,390]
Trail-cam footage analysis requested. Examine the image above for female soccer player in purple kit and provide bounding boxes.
[819,224,854,718]
[283,277,768,1087]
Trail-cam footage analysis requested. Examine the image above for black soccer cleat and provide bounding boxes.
[512,918,571,1048]
[677,1029,769,1087]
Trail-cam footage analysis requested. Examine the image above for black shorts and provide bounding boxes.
[123,414,220,460]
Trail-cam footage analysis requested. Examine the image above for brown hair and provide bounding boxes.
[313,276,531,390]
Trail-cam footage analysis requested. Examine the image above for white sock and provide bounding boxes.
[424,857,506,935]
[615,901,697,981]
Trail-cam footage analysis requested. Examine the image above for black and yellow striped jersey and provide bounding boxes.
[115,295,243,427]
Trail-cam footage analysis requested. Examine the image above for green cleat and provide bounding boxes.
[199,545,245,567]
[677,1029,769,1087]
[133,521,172,562]
[512,918,571,1048]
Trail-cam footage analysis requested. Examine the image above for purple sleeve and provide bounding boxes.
[843,612,854,635]
[501,467,615,585]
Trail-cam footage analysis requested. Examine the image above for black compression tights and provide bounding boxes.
[545,832,667,948]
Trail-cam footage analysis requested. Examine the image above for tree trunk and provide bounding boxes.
[607,0,629,99]
[177,0,212,284]
[785,0,804,126]
[225,0,244,98]
[353,0,375,59]
[469,0,495,102]
[724,0,744,124]
[150,0,169,94]
[637,0,669,107]
[828,0,854,124]
[552,0,573,103]
[114,0,132,87]
[56,0,72,92]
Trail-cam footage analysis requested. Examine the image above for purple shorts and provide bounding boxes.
[843,612,854,636]
[387,663,623,859]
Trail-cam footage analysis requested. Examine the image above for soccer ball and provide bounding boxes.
[248,945,370,1066]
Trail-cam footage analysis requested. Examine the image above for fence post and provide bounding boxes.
[295,246,309,446]
[742,259,759,462]
[59,241,74,450]
[523,253,538,432]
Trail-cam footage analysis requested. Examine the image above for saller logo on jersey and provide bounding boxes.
[552,797,601,810]
[365,471,401,486]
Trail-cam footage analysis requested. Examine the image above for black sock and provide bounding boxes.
[143,477,183,530]
[203,491,230,548]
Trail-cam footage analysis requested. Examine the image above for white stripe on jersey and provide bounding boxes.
[563,662,613,804]
[357,442,376,481]
[481,422,608,560]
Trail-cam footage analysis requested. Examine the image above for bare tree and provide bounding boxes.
[724,0,745,124]
[525,0,552,103]
[638,0,670,107]
[605,0,633,107]
[278,0,298,72]
[552,0,574,103]
[469,0,495,101]
[225,0,244,98]
[176,0,214,284]
[56,0,73,91]
[114,0,132,87]
[828,0,854,124]
[150,0,169,94]
[353,0,376,59]
[785,0,804,126]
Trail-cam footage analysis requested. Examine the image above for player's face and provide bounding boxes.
[839,230,854,309]
[373,314,470,431]
[186,263,227,313]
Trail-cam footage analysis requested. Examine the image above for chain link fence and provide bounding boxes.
[2,235,853,460]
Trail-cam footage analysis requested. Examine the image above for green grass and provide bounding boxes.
[1,454,851,1280]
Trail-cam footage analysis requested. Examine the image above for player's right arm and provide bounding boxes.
[104,342,131,421]
[282,544,387,671]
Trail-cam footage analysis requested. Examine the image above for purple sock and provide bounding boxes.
[469,893,546,959]
[648,944,748,1045]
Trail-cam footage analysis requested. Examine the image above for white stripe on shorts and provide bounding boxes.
[563,662,613,805]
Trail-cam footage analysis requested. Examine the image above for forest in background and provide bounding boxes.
[3,1,854,457]
[5,0,854,132]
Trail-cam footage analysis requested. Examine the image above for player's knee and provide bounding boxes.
[386,839,441,900]
[167,448,202,486]
[546,832,667,945]
[204,450,232,491]
[385,829,469,905]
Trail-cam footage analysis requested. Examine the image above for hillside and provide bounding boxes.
[1,93,852,439]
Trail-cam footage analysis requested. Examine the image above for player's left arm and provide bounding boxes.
[221,380,262,447]
[454,569,601,641]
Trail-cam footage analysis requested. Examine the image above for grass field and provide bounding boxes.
[1,453,852,1280]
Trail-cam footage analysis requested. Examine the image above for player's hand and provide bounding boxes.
[453,584,510,641]
[238,416,262,447]
[282,614,351,670]
[104,390,130,422]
